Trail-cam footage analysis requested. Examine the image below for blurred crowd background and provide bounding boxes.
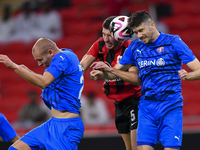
[0,0,200,138]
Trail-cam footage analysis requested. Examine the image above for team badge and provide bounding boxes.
[157,46,164,53]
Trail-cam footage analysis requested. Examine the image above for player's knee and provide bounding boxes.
[8,146,18,150]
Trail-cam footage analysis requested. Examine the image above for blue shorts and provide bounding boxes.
[137,100,183,149]
[20,117,84,150]
[0,113,17,142]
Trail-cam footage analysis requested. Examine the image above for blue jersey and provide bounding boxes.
[41,49,84,114]
[120,32,196,101]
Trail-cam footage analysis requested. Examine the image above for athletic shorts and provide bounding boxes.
[20,117,84,150]
[0,113,17,142]
[114,97,140,134]
[137,100,183,149]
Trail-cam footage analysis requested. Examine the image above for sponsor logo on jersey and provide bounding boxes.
[156,58,165,66]
[138,58,165,68]
[60,56,65,60]
[137,49,143,54]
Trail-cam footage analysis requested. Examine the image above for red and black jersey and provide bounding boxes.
[86,37,141,102]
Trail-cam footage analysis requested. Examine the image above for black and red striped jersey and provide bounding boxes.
[86,37,141,102]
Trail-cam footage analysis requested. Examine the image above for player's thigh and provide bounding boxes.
[114,104,130,133]
[114,98,138,133]
[159,107,182,148]
[11,140,32,150]
[137,108,158,145]
[164,148,179,150]
[137,145,154,150]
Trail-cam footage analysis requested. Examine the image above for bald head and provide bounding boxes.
[32,38,59,55]
[32,38,61,67]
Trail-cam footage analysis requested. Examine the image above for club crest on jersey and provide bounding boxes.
[157,46,164,53]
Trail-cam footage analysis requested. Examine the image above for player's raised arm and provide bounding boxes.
[0,54,54,89]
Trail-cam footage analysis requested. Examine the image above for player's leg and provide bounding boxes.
[137,100,158,150]
[0,113,20,143]
[159,106,183,150]
[114,98,138,150]
[123,97,139,150]
[120,129,137,150]
[130,129,137,150]
[121,133,131,150]
[114,101,132,150]
[9,140,32,150]
[137,145,154,150]
[164,148,179,150]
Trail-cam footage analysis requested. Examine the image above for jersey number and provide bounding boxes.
[78,75,84,99]
[130,109,135,122]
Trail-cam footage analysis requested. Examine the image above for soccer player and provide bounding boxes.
[0,113,20,143]
[0,38,84,150]
[80,16,141,150]
[90,10,200,150]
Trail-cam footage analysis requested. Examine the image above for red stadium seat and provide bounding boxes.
[59,6,80,22]
[5,42,27,54]
[170,1,200,15]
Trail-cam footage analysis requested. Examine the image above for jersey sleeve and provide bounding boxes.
[119,42,136,66]
[173,36,196,64]
[45,54,69,79]
[86,39,101,58]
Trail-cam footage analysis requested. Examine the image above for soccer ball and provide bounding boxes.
[110,16,133,42]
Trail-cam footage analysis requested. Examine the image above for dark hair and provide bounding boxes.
[102,16,116,29]
[128,10,153,29]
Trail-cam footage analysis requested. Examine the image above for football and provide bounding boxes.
[110,16,133,42]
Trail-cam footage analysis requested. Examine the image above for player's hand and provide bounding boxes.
[19,64,33,72]
[90,61,111,72]
[90,70,103,80]
[178,69,188,80]
[0,54,18,70]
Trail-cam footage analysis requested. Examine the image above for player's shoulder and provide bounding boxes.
[91,37,105,47]
[97,37,105,45]
[161,32,180,44]
[128,38,143,49]
[53,49,77,61]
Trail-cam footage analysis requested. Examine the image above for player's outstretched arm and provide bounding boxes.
[91,61,141,85]
[0,54,54,89]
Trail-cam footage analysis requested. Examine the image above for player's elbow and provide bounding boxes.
[38,82,49,89]
[129,78,141,86]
